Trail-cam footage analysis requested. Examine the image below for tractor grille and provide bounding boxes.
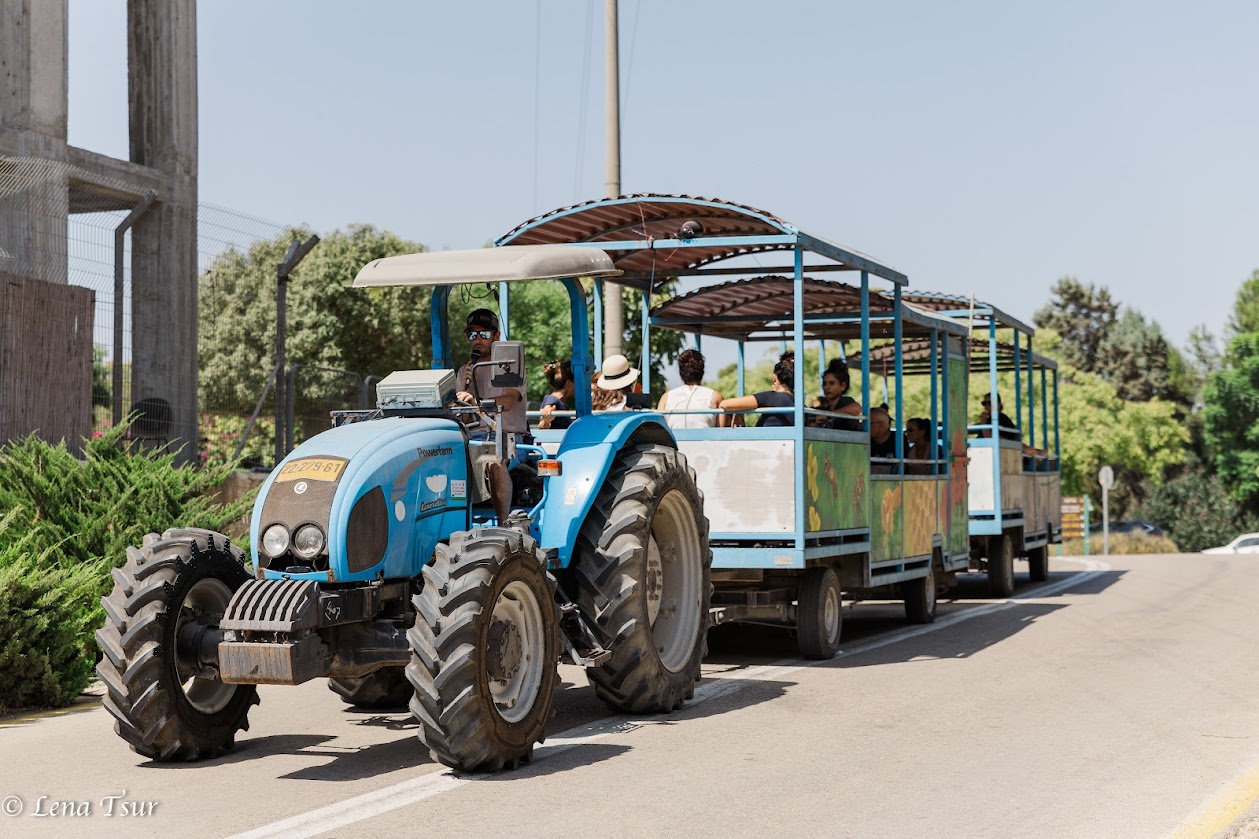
[220,579,320,634]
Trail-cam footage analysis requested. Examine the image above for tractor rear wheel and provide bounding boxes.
[988,534,1015,597]
[572,444,712,713]
[329,668,412,710]
[406,529,559,772]
[96,528,258,761]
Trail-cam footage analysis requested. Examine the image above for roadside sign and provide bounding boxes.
[1061,496,1086,539]
[1099,465,1114,490]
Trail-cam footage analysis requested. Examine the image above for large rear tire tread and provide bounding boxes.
[328,667,412,710]
[406,528,559,772]
[988,534,1015,597]
[96,528,258,761]
[571,444,712,714]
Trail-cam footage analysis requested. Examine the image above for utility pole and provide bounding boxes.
[602,0,624,360]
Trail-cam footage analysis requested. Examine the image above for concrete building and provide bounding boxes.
[0,0,199,460]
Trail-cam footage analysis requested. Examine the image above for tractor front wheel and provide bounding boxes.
[96,528,258,761]
[406,529,559,772]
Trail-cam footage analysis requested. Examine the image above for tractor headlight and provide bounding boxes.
[261,524,290,558]
[292,524,326,559]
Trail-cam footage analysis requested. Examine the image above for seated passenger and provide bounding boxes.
[905,417,931,460]
[595,355,652,411]
[868,406,896,459]
[719,352,795,427]
[811,360,862,430]
[658,349,725,428]
[904,417,933,474]
[537,359,575,430]
[976,394,1019,441]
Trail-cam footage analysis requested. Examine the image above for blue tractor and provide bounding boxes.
[96,246,712,771]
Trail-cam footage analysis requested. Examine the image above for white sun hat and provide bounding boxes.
[596,354,640,390]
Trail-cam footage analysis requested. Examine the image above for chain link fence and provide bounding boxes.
[1,155,370,469]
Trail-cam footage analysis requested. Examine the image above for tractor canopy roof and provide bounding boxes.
[352,244,619,289]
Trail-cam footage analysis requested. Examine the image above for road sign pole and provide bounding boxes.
[1083,496,1091,557]
[1098,465,1114,557]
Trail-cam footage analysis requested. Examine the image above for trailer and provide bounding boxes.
[498,194,972,657]
[893,292,1063,594]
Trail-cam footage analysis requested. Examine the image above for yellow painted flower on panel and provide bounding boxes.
[807,444,819,500]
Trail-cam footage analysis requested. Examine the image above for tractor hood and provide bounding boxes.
[249,417,470,583]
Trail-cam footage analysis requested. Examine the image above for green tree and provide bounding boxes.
[1228,269,1259,335]
[1097,309,1189,404]
[1133,465,1259,552]
[1036,329,1188,511]
[1202,332,1259,512]
[198,225,428,412]
[1033,277,1118,374]
[623,282,685,396]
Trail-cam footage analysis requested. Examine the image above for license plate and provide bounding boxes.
[275,457,347,483]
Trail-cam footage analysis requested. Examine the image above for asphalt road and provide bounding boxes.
[3,553,1259,839]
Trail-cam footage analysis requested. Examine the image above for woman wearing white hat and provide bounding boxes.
[594,354,652,412]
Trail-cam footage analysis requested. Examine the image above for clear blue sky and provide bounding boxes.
[67,0,1259,357]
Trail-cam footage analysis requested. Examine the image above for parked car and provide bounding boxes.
[1088,520,1165,538]
[1202,533,1259,555]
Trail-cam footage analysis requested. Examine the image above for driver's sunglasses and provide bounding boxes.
[465,329,494,341]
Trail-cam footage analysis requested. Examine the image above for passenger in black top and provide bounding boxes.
[720,352,795,427]
[812,360,862,430]
[977,394,1019,441]
[537,359,575,430]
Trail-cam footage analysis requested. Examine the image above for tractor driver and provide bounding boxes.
[454,308,527,524]
[455,308,527,438]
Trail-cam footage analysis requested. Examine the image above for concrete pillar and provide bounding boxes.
[127,0,198,461]
[0,0,69,284]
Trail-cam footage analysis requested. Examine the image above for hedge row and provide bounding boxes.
[0,425,256,714]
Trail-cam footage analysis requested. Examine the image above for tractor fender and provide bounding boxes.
[537,411,675,567]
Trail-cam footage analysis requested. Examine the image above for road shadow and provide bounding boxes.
[138,733,335,768]
[279,736,433,781]
[834,602,1067,667]
[707,597,1077,668]
[469,742,632,780]
[949,567,1125,600]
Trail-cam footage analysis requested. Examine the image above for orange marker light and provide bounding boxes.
[537,460,563,477]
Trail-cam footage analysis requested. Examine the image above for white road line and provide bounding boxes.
[225,558,1108,839]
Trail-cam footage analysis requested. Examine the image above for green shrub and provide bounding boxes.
[0,423,257,713]
[0,423,255,568]
[1132,466,1259,553]
[0,511,104,714]
[1059,532,1180,555]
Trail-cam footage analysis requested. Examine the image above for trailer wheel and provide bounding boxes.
[1028,543,1049,583]
[406,529,559,772]
[797,567,842,659]
[96,528,258,761]
[988,534,1015,597]
[572,444,712,713]
[903,563,938,625]
[328,667,412,710]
